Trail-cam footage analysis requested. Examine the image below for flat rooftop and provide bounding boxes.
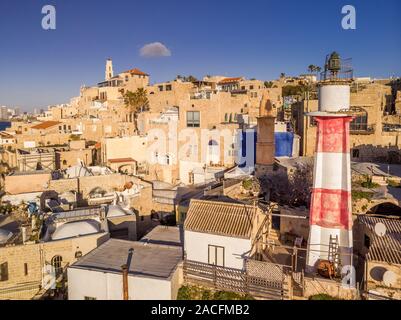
[140,225,183,247]
[70,239,182,279]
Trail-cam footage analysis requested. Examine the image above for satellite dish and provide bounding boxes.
[383,270,397,287]
[374,222,387,237]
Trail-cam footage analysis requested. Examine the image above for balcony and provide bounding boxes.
[350,123,375,135]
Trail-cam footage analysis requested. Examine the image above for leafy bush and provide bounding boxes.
[213,291,254,300]
[361,180,379,189]
[309,294,337,300]
[242,179,253,190]
[177,285,254,300]
[177,285,192,300]
[352,190,373,201]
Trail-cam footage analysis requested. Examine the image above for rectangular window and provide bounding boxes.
[158,85,164,92]
[208,245,225,267]
[250,85,254,90]
[166,85,172,91]
[0,262,8,281]
[84,296,97,300]
[24,263,28,276]
[186,111,200,127]
[352,149,360,158]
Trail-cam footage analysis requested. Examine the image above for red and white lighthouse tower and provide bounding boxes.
[306,52,354,274]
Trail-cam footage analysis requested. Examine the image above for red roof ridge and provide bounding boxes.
[123,68,149,76]
[218,77,243,84]
[31,121,61,130]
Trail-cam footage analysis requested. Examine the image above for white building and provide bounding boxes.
[67,238,182,300]
[183,199,268,270]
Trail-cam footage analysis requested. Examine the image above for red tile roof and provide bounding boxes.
[219,77,243,84]
[31,121,61,130]
[108,157,136,164]
[123,68,149,76]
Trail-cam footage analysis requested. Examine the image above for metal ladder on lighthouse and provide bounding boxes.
[328,235,340,271]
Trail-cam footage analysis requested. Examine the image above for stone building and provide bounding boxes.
[292,81,400,162]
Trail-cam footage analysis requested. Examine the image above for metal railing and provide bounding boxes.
[350,123,375,134]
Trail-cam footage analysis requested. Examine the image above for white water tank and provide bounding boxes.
[318,85,350,112]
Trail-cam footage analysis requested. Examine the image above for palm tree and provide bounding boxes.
[123,88,149,133]
[280,72,286,78]
[264,81,274,88]
[308,65,316,74]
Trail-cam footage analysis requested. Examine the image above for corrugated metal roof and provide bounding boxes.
[358,215,401,265]
[184,199,258,239]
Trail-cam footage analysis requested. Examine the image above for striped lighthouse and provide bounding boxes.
[306,52,354,275]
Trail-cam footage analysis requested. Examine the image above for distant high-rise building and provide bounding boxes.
[0,106,8,120]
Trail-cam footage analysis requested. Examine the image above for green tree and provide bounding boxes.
[123,88,149,133]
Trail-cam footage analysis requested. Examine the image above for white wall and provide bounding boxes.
[68,268,175,300]
[184,231,251,270]
[179,160,205,184]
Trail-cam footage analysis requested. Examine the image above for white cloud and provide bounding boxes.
[139,42,171,57]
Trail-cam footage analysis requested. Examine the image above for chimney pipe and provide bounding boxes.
[121,264,129,300]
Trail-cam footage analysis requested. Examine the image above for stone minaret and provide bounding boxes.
[105,58,113,81]
[255,94,275,178]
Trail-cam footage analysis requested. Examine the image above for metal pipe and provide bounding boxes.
[121,264,128,300]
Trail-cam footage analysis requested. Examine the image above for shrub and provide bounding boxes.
[177,285,192,300]
[242,179,253,190]
[309,294,337,300]
[352,190,373,201]
[177,285,254,300]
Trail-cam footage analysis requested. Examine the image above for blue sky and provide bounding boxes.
[0,0,400,111]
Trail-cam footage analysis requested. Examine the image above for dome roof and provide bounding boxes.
[51,220,100,240]
[0,228,13,244]
[107,205,134,218]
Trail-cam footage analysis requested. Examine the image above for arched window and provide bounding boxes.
[224,113,228,122]
[51,255,63,277]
